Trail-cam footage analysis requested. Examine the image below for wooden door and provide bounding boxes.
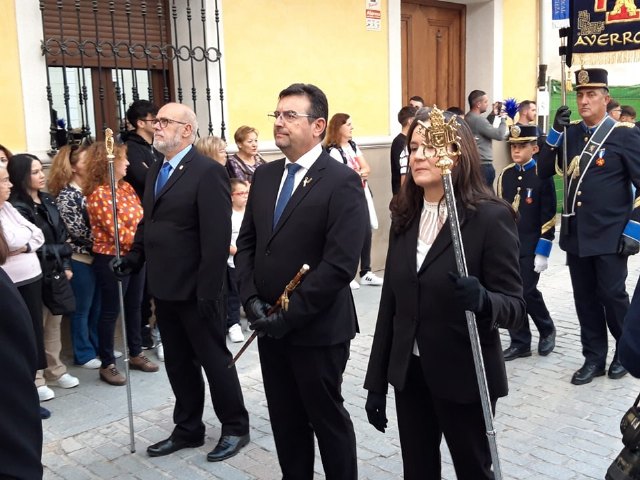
[401,1,465,110]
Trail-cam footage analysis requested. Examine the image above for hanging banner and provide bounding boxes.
[552,0,571,28]
[570,0,640,65]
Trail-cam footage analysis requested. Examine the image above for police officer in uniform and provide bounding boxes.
[539,68,640,385]
[498,125,557,360]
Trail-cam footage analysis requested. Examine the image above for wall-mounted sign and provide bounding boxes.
[366,0,381,31]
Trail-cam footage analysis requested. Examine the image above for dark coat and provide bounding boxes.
[128,146,231,302]
[538,122,640,256]
[235,151,367,346]
[123,130,163,200]
[364,201,526,403]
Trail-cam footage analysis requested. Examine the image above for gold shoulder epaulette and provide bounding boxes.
[500,163,516,174]
[615,121,636,128]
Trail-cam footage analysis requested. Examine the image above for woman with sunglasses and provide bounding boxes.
[8,154,79,403]
[364,108,525,479]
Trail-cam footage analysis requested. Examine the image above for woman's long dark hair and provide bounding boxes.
[0,222,9,265]
[390,107,513,234]
[7,154,41,206]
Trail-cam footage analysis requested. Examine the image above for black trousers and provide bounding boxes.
[258,338,357,480]
[155,298,249,441]
[17,279,46,370]
[508,255,555,348]
[395,356,496,480]
[567,252,629,367]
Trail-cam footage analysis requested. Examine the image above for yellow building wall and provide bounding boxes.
[502,0,539,105]
[222,0,389,143]
[0,0,26,152]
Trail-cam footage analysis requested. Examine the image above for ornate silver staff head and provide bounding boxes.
[416,106,461,175]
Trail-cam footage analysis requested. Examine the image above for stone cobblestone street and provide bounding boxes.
[42,246,640,479]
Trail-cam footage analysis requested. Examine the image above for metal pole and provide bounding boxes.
[105,129,136,453]
[559,30,570,228]
[418,108,502,479]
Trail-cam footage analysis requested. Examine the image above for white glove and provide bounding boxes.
[533,254,548,273]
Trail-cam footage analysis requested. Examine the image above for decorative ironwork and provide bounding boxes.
[40,0,225,149]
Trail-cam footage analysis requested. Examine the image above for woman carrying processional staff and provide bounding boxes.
[364,107,525,479]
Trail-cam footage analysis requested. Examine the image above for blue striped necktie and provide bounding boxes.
[155,161,172,197]
[273,163,302,228]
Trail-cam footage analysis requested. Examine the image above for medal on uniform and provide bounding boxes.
[525,188,533,204]
[595,149,605,167]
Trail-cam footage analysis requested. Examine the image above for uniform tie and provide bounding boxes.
[155,161,172,197]
[273,163,302,228]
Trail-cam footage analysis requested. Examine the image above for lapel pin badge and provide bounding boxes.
[303,177,312,187]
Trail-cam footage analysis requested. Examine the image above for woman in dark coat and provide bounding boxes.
[364,107,526,480]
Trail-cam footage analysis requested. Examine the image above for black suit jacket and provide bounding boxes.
[129,146,231,302]
[235,150,367,346]
[364,201,526,403]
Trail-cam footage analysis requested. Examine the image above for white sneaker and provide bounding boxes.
[228,323,244,343]
[360,272,383,286]
[156,343,164,362]
[55,373,80,389]
[38,385,55,402]
[349,280,361,290]
[114,350,123,359]
[79,358,101,369]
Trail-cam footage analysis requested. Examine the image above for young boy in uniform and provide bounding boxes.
[497,125,557,360]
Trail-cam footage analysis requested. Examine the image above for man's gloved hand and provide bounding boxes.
[365,391,388,433]
[197,297,220,321]
[618,236,640,256]
[250,310,291,339]
[553,105,571,131]
[244,296,272,324]
[533,254,549,273]
[109,257,133,278]
[449,272,490,314]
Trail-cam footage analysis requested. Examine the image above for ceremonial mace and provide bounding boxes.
[105,129,136,453]
[418,107,503,479]
[228,264,310,367]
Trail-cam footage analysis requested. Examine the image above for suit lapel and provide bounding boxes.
[401,218,420,279]
[154,149,194,203]
[145,158,163,213]
[417,203,467,275]
[263,159,286,231]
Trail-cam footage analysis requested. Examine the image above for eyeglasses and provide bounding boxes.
[232,191,250,196]
[267,110,317,122]
[152,117,188,128]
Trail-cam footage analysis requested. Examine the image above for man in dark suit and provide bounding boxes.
[235,83,367,479]
[539,68,640,385]
[114,102,250,461]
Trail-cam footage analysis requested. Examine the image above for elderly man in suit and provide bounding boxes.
[113,102,250,461]
[235,83,367,479]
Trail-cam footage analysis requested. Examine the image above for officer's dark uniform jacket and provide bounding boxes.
[538,117,640,257]
[497,159,556,258]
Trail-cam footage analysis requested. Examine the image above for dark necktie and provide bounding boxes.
[155,161,172,197]
[273,163,302,228]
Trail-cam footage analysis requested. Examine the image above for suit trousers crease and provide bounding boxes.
[567,252,629,366]
[395,356,495,480]
[509,255,554,347]
[258,338,357,480]
[155,298,249,441]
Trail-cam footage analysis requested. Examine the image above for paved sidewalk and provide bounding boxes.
[42,249,640,479]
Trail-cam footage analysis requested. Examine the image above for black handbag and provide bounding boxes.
[41,246,76,315]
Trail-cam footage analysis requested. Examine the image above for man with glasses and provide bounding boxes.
[235,83,367,479]
[113,102,250,462]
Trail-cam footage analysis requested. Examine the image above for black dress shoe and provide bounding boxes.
[608,359,628,379]
[207,434,250,462]
[502,345,532,361]
[538,328,556,356]
[571,363,605,385]
[147,437,204,457]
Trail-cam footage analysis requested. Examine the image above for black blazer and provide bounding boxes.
[235,151,367,346]
[129,146,231,302]
[364,201,526,403]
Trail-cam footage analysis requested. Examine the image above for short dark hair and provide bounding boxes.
[607,99,620,112]
[397,106,418,127]
[126,100,159,129]
[621,105,637,118]
[446,106,464,116]
[518,100,536,113]
[468,90,486,109]
[409,95,425,104]
[278,83,329,139]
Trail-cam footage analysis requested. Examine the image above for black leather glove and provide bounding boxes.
[553,105,571,131]
[197,297,220,321]
[249,310,291,339]
[244,296,271,324]
[618,236,640,256]
[365,391,388,433]
[109,257,133,278]
[449,272,490,314]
